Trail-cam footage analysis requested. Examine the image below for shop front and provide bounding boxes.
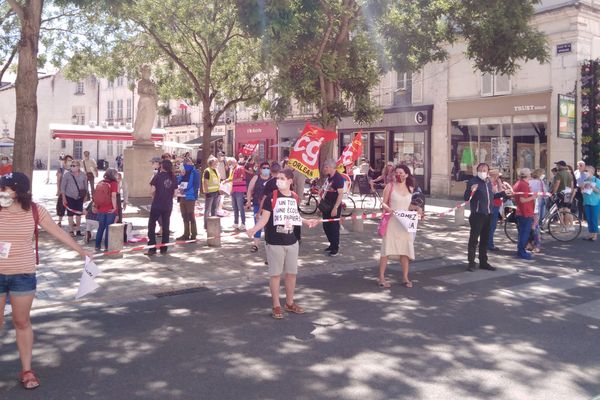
[447,91,551,197]
[338,105,433,193]
[235,121,277,162]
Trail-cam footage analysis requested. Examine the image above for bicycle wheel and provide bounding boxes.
[341,196,355,217]
[504,218,519,243]
[548,211,582,242]
[361,193,379,210]
[299,195,318,215]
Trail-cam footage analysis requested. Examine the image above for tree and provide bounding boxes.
[238,0,549,162]
[66,0,270,168]
[0,3,19,84]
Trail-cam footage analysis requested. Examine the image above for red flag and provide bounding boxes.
[241,140,259,156]
[179,100,190,110]
[336,132,363,172]
[288,123,337,179]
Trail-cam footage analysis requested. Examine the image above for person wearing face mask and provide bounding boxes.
[529,169,547,252]
[321,159,345,257]
[202,157,221,231]
[176,158,200,241]
[56,155,73,227]
[580,166,600,241]
[0,156,12,176]
[464,163,508,271]
[246,162,272,252]
[60,160,88,237]
[512,168,536,260]
[225,157,247,230]
[246,168,318,319]
[0,172,90,390]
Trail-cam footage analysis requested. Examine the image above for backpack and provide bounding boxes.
[32,202,40,265]
[93,180,113,208]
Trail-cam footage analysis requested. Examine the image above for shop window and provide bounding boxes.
[73,141,83,160]
[392,132,425,178]
[371,132,387,172]
[481,73,511,97]
[512,114,547,180]
[450,119,479,182]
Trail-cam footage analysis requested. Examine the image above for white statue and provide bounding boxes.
[133,65,158,144]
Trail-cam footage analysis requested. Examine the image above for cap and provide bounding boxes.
[0,172,31,193]
[149,156,161,163]
[555,160,567,167]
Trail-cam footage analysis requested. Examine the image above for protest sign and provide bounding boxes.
[394,211,419,233]
[272,197,302,228]
[76,256,101,299]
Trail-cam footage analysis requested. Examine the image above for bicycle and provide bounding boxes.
[360,182,384,210]
[504,195,582,243]
[299,180,355,217]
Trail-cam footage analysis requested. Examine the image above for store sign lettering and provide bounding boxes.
[514,105,547,112]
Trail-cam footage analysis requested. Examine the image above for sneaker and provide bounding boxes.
[328,250,339,257]
[480,263,497,271]
[239,224,246,231]
[467,263,476,272]
[488,246,500,251]
[232,224,239,230]
[323,246,332,252]
[518,252,533,260]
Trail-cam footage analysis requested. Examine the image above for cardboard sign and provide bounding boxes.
[272,197,302,228]
[0,242,11,259]
[219,181,232,195]
[177,181,188,197]
[76,256,101,299]
[288,123,337,179]
[394,211,419,233]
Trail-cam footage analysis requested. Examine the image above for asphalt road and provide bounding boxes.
[1,236,599,400]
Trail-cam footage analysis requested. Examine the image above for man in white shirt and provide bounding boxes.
[82,151,99,195]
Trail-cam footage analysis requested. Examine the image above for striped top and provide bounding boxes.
[0,204,51,274]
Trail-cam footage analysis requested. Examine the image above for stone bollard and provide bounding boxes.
[206,216,221,247]
[455,207,465,226]
[107,223,124,257]
[349,217,364,233]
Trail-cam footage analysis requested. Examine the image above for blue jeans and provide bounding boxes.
[232,192,246,225]
[516,216,533,256]
[252,203,262,239]
[95,212,116,249]
[488,205,501,249]
[584,204,600,233]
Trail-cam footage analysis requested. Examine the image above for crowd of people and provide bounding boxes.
[1,150,600,390]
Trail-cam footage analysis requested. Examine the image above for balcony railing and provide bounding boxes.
[167,114,192,127]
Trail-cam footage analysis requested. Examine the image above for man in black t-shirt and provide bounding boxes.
[321,159,345,256]
[247,168,318,319]
[147,160,179,255]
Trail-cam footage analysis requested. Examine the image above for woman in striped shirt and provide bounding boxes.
[0,173,90,390]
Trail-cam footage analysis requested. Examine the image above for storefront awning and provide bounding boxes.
[0,142,14,148]
[49,123,166,141]
[158,141,193,150]
[184,135,224,147]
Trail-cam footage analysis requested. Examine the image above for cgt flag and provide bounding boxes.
[241,140,259,156]
[288,123,337,179]
[336,131,362,172]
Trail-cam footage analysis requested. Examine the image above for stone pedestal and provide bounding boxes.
[206,217,221,247]
[107,223,124,258]
[349,217,364,232]
[123,144,162,202]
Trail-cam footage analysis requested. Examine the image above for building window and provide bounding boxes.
[73,140,83,160]
[107,100,114,122]
[116,141,123,157]
[396,71,408,91]
[126,98,132,120]
[107,79,114,88]
[300,103,313,114]
[75,81,84,95]
[481,73,511,97]
[61,140,66,149]
[72,106,85,125]
[107,140,114,157]
[117,76,124,87]
[116,99,123,121]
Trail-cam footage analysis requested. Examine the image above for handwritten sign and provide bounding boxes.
[272,197,302,228]
[76,256,101,299]
[394,211,419,233]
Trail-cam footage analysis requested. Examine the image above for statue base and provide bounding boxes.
[123,143,162,202]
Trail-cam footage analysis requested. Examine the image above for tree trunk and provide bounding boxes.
[201,97,213,172]
[11,0,44,183]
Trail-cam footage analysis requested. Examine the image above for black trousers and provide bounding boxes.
[322,207,342,251]
[148,207,172,252]
[468,212,491,265]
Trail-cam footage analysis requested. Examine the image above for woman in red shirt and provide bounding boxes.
[512,168,536,260]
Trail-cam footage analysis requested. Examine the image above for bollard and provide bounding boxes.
[107,223,124,257]
[351,217,364,233]
[454,207,465,226]
[206,216,221,247]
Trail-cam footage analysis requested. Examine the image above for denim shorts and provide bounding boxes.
[0,273,37,296]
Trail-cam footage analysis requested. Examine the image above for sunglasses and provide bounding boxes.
[71,164,79,167]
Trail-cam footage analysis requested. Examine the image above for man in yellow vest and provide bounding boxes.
[202,157,220,230]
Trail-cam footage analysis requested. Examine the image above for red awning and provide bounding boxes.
[49,124,165,142]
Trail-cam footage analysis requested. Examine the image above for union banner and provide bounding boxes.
[288,123,337,179]
[336,131,362,172]
[240,140,259,156]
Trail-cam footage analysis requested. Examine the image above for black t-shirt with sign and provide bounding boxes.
[324,171,345,204]
[150,172,178,211]
[262,190,300,246]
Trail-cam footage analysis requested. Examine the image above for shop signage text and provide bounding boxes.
[513,105,547,112]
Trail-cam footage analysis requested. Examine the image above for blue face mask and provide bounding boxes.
[261,168,270,175]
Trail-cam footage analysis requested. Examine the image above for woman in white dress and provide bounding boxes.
[378,165,423,288]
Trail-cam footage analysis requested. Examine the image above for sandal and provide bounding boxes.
[284,302,305,314]
[272,306,283,319]
[250,245,258,253]
[377,280,391,288]
[20,370,40,390]
[403,280,413,288]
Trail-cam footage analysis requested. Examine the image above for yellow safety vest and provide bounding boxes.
[203,168,220,193]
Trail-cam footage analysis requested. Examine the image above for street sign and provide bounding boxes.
[557,43,572,54]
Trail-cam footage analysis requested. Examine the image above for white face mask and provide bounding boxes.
[276,179,290,191]
[477,172,488,180]
[0,192,14,208]
[0,159,7,165]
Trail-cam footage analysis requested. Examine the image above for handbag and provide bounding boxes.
[317,198,334,214]
[377,213,391,237]
[71,174,88,200]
